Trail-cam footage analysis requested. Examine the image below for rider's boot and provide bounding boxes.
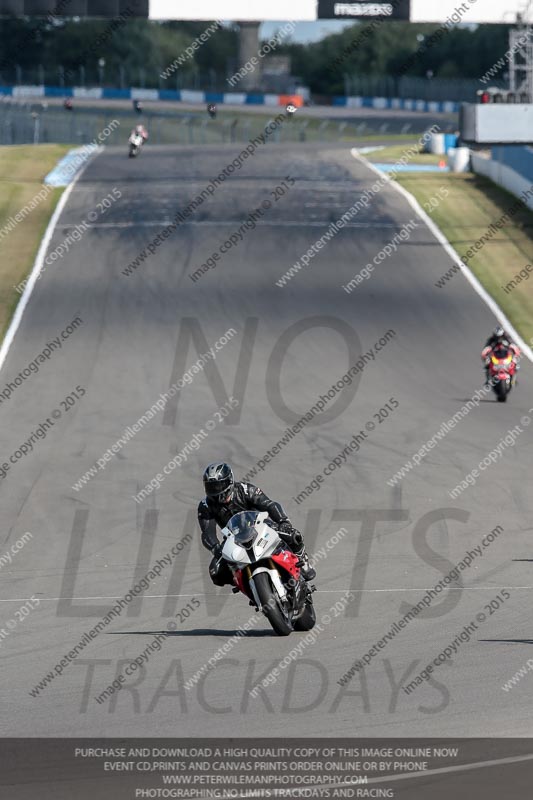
[294,544,316,581]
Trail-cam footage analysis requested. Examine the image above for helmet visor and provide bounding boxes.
[205,478,232,499]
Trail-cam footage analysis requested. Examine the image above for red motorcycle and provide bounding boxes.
[482,343,519,402]
[219,511,316,636]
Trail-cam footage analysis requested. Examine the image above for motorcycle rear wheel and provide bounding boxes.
[253,572,293,636]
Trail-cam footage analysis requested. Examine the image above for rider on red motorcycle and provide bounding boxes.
[198,463,316,586]
[481,326,520,385]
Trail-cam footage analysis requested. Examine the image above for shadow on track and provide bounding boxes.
[107,628,274,637]
[480,638,533,645]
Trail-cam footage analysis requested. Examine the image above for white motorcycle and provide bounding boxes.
[220,511,316,636]
[128,132,144,158]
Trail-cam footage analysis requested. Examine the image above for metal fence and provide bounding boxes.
[0,64,296,93]
[344,75,507,103]
[0,101,456,147]
[1,66,508,103]
[0,65,227,92]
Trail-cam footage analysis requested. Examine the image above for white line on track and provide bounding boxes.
[0,147,101,375]
[233,752,533,798]
[0,586,530,602]
[60,220,404,229]
[351,148,533,364]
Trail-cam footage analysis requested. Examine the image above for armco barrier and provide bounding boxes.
[0,92,456,146]
[333,95,459,113]
[1,85,460,113]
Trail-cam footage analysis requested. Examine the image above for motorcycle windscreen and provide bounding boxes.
[226,511,260,546]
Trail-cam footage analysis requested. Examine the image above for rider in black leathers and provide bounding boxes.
[198,462,316,586]
[484,325,513,351]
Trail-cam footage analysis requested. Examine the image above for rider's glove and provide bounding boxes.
[212,543,223,559]
[278,521,303,548]
[278,520,294,534]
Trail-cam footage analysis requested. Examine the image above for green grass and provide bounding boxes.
[0,144,69,339]
[357,134,428,144]
[392,170,533,344]
[366,142,444,165]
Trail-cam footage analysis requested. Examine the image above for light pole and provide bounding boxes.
[98,58,106,87]
[31,111,40,145]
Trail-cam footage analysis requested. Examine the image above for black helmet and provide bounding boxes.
[494,326,505,338]
[203,462,234,503]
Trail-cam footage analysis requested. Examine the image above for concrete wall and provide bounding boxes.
[491,146,533,182]
[461,104,533,145]
[471,150,533,211]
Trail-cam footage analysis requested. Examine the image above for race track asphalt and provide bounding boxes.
[1,137,532,739]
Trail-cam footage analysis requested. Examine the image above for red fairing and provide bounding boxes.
[487,347,517,381]
[233,569,246,595]
[271,550,301,579]
[489,361,516,378]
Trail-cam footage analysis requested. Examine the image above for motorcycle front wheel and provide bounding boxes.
[253,572,293,636]
[495,381,508,402]
[294,599,316,631]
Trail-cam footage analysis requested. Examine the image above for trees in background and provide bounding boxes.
[289,22,510,95]
[0,17,511,94]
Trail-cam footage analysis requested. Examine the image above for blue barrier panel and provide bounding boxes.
[492,145,533,182]
[444,133,458,151]
[103,88,130,99]
[159,89,181,101]
[3,84,463,114]
[205,92,224,103]
[45,86,72,97]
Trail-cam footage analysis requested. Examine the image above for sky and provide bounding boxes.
[261,20,352,43]
[151,0,527,26]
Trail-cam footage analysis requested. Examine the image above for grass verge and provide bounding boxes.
[0,144,70,341]
[366,142,444,165]
[390,170,533,346]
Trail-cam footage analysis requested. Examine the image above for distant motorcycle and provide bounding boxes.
[207,103,217,119]
[219,511,316,636]
[482,343,519,402]
[128,132,144,158]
